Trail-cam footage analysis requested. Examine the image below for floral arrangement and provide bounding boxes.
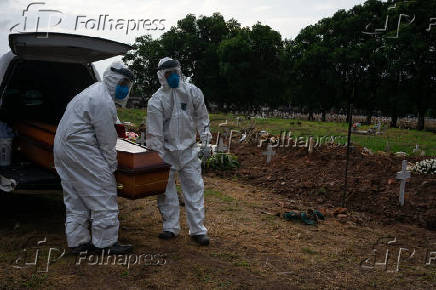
[126,132,139,142]
[407,159,436,175]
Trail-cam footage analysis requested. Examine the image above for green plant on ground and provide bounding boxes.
[204,153,240,170]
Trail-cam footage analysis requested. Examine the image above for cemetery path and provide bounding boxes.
[0,176,435,289]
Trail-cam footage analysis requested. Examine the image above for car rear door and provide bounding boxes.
[9,32,133,63]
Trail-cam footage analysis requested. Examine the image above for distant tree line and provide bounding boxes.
[124,0,436,130]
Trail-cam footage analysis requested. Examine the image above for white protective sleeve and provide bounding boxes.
[146,100,164,155]
[192,87,212,144]
[89,96,119,172]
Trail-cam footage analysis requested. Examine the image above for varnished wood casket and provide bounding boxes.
[114,139,170,199]
[12,121,170,199]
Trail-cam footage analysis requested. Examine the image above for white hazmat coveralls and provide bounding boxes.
[54,61,129,248]
[146,57,212,236]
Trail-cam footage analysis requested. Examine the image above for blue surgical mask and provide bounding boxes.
[115,85,129,100]
[167,72,180,88]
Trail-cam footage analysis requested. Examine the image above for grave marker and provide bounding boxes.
[262,144,276,163]
[396,160,411,207]
[217,136,228,153]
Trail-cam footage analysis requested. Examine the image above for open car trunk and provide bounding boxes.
[0,33,170,198]
[1,59,96,123]
[0,32,133,191]
[0,60,96,189]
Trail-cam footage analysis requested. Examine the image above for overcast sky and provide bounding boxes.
[0,0,366,75]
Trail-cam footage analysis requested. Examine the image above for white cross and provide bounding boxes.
[137,132,146,146]
[396,160,411,206]
[262,144,276,163]
[219,120,228,127]
[217,136,227,153]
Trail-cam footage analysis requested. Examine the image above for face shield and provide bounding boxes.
[109,65,135,107]
[157,58,182,89]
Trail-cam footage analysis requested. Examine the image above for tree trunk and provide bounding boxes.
[308,111,314,121]
[417,109,425,131]
[390,108,398,128]
[321,110,326,122]
[366,111,372,125]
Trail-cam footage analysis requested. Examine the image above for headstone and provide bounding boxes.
[396,160,411,207]
[137,132,146,146]
[217,136,227,153]
[262,144,276,163]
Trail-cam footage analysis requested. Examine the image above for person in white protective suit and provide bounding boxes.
[146,57,212,246]
[54,61,134,255]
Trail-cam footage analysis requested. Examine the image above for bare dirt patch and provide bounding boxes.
[0,175,435,289]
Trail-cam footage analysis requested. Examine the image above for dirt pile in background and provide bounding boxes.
[206,143,436,228]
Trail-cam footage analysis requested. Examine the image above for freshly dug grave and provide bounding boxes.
[205,143,436,229]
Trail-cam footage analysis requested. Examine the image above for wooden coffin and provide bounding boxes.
[14,135,55,170]
[12,121,170,199]
[114,139,170,199]
[13,121,57,147]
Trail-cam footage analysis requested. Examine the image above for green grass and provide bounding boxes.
[233,260,250,267]
[22,274,48,288]
[117,108,147,125]
[204,189,235,203]
[302,247,318,255]
[118,109,436,156]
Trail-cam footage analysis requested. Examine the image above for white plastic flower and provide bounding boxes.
[409,159,436,174]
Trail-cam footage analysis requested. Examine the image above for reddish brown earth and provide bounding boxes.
[0,143,435,288]
[206,143,436,229]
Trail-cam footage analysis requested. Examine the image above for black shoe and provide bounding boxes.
[158,231,176,240]
[191,234,210,246]
[70,242,94,255]
[95,242,133,255]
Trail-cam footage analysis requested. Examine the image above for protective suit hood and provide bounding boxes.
[103,60,133,107]
[157,57,183,90]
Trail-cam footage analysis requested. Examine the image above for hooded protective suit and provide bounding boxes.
[146,57,211,236]
[54,60,131,248]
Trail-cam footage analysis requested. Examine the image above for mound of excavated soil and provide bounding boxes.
[206,143,436,228]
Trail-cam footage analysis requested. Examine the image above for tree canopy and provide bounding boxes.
[124,0,436,130]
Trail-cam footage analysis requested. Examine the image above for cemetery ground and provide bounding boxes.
[117,108,436,156]
[0,109,435,288]
[0,173,435,289]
